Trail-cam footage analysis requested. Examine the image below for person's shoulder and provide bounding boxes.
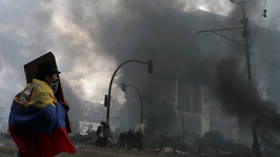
[32,79,52,93]
[20,79,56,108]
[13,79,53,107]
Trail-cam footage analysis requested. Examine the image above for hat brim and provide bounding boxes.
[35,70,61,75]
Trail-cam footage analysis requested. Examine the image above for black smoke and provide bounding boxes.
[1,0,280,140]
[212,1,280,150]
[215,57,277,125]
[67,0,230,134]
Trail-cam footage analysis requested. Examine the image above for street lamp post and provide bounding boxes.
[120,83,144,124]
[104,60,153,125]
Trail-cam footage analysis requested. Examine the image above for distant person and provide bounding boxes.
[8,61,76,157]
[95,121,112,147]
[103,122,112,146]
[119,132,127,148]
[127,129,134,149]
[95,121,106,147]
[135,130,143,150]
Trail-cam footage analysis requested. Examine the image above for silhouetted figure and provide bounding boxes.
[127,129,134,149]
[103,122,112,146]
[119,132,127,148]
[95,121,107,147]
[135,131,143,150]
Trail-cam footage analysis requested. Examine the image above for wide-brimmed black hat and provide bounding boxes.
[35,61,61,77]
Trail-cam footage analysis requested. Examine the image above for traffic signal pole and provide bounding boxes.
[104,60,153,124]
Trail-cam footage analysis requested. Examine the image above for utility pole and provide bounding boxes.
[240,2,261,157]
[240,2,252,83]
[197,1,261,157]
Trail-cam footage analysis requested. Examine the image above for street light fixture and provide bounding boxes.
[119,83,144,124]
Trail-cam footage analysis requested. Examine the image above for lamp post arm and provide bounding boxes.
[108,60,147,97]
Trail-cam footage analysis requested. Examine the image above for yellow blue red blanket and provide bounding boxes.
[9,79,75,157]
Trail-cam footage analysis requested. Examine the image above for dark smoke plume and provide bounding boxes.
[2,0,279,140]
[215,57,277,125]
[67,0,280,136]
[215,56,280,149]
[77,0,222,133]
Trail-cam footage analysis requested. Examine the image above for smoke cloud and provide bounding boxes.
[213,0,280,147]
[81,0,280,137]
[64,0,235,133]
[1,0,280,141]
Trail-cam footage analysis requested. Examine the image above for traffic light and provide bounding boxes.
[147,60,153,74]
[104,94,110,107]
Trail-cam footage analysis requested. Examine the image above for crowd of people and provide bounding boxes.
[92,121,143,150]
[119,129,143,150]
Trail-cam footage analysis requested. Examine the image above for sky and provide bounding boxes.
[0,0,279,132]
[0,0,232,107]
